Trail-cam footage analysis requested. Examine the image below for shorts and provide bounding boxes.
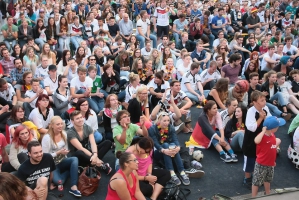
[243,155,256,173]
[252,162,274,186]
[157,25,169,38]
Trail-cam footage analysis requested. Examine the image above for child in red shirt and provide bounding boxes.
[252,116,285,197]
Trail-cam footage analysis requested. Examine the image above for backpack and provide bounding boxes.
[158,182,191,200]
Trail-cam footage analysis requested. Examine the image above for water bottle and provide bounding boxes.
[58,180,64,197]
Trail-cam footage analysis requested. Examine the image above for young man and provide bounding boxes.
[199,61,221,90]
[221,53,242,85]
[246,7,261,33]
[211,8,226,37]
[35,56,50,88]
[172,14,189,45]
[10,58,30,86]
[176,32,195,52]
[107,17,120,43]
[260,45,281,76]
[44,65,58,97]
[219,98,239,128]
[17,141,55,200]
[1,16,18,52]
[252,116,284,197]
[242,91,271,187]
[70,66,93,99]
[141,41,153,59]
[82,18,96,47]
[191,41,211,70]
[0,78,17,108]
[157,35,169,52]
[290,69,299,98]
[148,71,170,107]
[136,10,157,49]
[181,62,206,104]
[0,48,15,83]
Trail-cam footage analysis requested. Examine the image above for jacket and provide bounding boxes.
[45,26,58,40]
[18,26,33,40]
[101,70,120,90]
[127,98,143,124]
[261,80,281,103]
[82,24,95,40]
[176,40,195,52]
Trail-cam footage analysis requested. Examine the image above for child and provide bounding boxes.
[252,116,284,197]
[242,91,271,187]
[277,72,299,114]
[290,69,299,98]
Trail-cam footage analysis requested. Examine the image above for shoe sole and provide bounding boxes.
[220,158,233,163]
[69,191,82,197]
[186,170,205,178]
[231,159,238,162]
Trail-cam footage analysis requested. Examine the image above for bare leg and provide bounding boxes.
[151,183,163,200]
[252,185,259,197]
[215,144,224,153]
[264,182,271,195]
[290,95,299,108]
[287,103,299,114]
[245,172,251,178]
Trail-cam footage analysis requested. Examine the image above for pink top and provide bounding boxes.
[126,149,153,176]
[208,112,223,130]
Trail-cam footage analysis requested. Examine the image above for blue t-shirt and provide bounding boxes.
[211,16,225,32]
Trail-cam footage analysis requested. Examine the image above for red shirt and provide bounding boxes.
[106,170,137,200]
[256,132,277,166]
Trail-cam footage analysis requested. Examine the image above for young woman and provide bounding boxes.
[125,73,142,104]
[45,17,58,50]
[103,94,123,142]
[186,100,238,163]
[106,152,146,200]
[57,50,71,75]
[80,40,92,56]
[7,104,39,140]
[14,71,33,103]
[127,85,152,129]
[23,47,39,75]
[242,51,260,78]
[149,49,161,72]
[129,48,144,67]
[176,54,192,81]
[53,75,74,115]
[94,46,106,67]
[132,58,152,85]
[126,35,139,49]
[115,50,130,78]
[244,60,260,81]
[224,106,247,152]
[11,44,25,60]
[2,125,34,172]
[206,78,229,110]
[159,47,176,67]
[57,16,71,52]
[149,112,190,186]
[33,18,47,50]
[74,46,86,66]
[28,94,54,135]
[42,116,81,197]
[161,58,176,82]
[26,5,36,27]
[75,98,103,144]
[126,137,170,200]
[40,43,56,65]
[213,45,229,64]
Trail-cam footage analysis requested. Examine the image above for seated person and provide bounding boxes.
[17,141,55,200]
[67,110,112,174]
[221,53,242,85]
[42,116,81,197]
[125,73,143,106]
[206,78,229,110]
[148,71,170,108]
[186,100,238,163]
[28,94,54,135]
[228,80,249,108]
[199,61,221,91]
[106,152,146,200]
[126,137,171,199]
[0,133,9,172]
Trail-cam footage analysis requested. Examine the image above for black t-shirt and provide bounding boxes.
[247,84,261,105]
[108,24,120,37]
[18,153,56,186]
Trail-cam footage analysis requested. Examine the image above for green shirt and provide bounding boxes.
[113,123,139,153]
[286,6,297,19]
[1,24,18,40]
[90,75,102,93]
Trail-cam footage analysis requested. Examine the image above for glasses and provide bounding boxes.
[80,103,88,106]
[135,51,141,53]
[89,58,96,61]
[121,115,130,119]
[127,159,138,163]
[41,99,49,102]
[17,110,25,113]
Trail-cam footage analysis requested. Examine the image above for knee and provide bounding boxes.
[71,157,79,165]
[162,143,169,149]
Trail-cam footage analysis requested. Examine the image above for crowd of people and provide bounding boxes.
[1,0,299,199]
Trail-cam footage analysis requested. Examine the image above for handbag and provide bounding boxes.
[78,166,101,196]
[158,182,191,200]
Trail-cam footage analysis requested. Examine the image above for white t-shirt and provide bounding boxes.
[35,66,49,80]
[165,89,187,106]
[25,89,48,109]
[70,77,93,93]
[91,19,99,32]
[176,64,191,81]
[283,45,298,55]
[0,83,15,101]
[29,108,54,129]
[125,84,143,103]
[279,81,292,102]
[147,79,170,91]
[141,47,153,59]
[199,69,221,83]
[293,127,299,151]
[154,7,170,26]
[136,18,150,35]
[44,76,59,93]
[181,71,201,92]
[260,52,281,71]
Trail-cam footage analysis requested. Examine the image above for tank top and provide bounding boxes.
[206,93,221,109]
[106,170,137,200]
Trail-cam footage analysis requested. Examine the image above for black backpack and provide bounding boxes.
[158,182,191,200]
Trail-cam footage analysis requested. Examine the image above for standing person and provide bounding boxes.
[42,116,81,197]
[136,10,157,49]
[17,141,55,200]
[106,152,146,200]
[242,91,271,187]
[67,110,112,174]
[252,116,284,197]
[153,0,175,42]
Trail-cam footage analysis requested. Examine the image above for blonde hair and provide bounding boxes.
[136,85,148,106]
[48,116,66,147]
[149,49,161,64]
[129,72,139,83]
[263,70,277,82]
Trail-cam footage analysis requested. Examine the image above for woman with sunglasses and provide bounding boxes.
[126,137,171,200]
[28,94,54,135]
[106,152,146,200]
[1,125,34,172]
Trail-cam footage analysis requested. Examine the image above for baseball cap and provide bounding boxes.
[48,65,57,71]
[263,116,286,130]
[251,7,258,13]
[280,56,291,65]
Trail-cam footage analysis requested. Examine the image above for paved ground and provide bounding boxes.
[50,106,299,200]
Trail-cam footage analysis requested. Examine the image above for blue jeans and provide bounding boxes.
[118,90,126,102]
[211,131,229,147]
[120,70,130,78]
[173,32,180,45]
[185,90,210,103]
[90,96,104,114]
[4,39,17,52]
[52,157,79,187]
[230,131,244,152]
[136,34,157,49]
[58,37,70,52]
[269,92,287,107]
[266,102,282,117]
[94,130,103,144]
[202,33,215,50]
[70,36,83,50]
[154,143,184,172]
[35,38,45,50]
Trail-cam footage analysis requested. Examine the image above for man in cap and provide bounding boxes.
[246,7,261,33]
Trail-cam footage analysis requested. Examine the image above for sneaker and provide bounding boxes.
[220,153,233,163]
[283,113,292,121]
[230,154,238,162]
[185,168,205,178]
[170,174,181,186]
[174,122,185,133]
[69,189,82,197]
[99,163,112,175]
[191,160,203,170]
[179,173,190,185]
